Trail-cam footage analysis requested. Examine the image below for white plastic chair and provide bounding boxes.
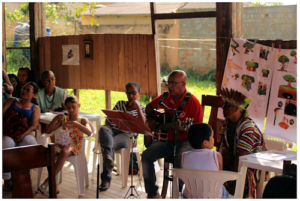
[171,168,247,199]
[115,134,143,188]
[115,146,142,188]
[265,138,287,152]
[37,122,96,196]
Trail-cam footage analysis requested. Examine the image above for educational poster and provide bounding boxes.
[265,48,297,142]
[62,45,80,65]
[219,38,276,131]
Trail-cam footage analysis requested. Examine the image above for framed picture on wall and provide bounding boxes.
[84,40,93,59]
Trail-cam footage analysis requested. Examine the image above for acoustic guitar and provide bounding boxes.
[146,112,194,143]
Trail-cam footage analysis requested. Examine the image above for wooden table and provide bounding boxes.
[39,111,106,180]
[238,150,297,198]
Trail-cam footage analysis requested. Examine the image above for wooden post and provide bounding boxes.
[232,2,236,37]
[74,89,79,99]
[150,3,161,96]
[216,3,232,91]
[75,20,79,35]
[41,3,46,37]
[2,2,6,71]
[105,90,111,110]
[236,2,242,38]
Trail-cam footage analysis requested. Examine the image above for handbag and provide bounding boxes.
[3,108,29,140]
[55,130,71,147]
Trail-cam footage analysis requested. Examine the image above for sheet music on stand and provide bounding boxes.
[100,110,153,199]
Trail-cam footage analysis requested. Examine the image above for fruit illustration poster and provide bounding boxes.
[220,38,276,131]
[265,48,297,142]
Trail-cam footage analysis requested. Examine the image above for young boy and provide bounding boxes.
[181,123,230,198]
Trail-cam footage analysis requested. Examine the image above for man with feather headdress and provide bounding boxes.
[217,87,267,198]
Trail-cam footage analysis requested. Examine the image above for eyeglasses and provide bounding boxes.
[126,91,138,96]
[44,78,56,82]
[21,88,34,93]
[166,81,186,86]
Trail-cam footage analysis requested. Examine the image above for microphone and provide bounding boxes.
[156,92,168,109]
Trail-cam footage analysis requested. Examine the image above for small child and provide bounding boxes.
[38,96,92,195]
[181,123,230,198]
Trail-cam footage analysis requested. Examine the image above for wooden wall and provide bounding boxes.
[38,34,158,96]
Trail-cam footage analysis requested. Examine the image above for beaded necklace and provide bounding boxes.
[45,87,56,110]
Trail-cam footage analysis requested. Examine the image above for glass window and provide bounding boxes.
[178,2,216,13]
[6,49,31,74]
[5,2,30,48]
[242,4,297,40]
[158,18,216,81]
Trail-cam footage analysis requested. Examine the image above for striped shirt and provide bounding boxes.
[220,117,263,154]
[108,100,146,131]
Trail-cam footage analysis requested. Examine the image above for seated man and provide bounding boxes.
[218,87,267,198]
[143,70,203,198]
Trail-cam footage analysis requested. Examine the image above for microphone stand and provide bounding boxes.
[159,102,180,199]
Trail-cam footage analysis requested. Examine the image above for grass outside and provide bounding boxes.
[70,78,217,152]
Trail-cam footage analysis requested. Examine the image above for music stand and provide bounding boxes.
[101,110,153,199]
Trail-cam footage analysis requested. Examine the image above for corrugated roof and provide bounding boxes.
[82,2,185,16]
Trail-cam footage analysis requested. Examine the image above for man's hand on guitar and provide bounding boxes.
[176,120,187,133]
[147,118,158,132]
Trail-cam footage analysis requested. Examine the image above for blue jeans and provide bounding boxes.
[142,140,192,197]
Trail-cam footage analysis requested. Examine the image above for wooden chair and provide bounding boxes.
[161,155,173,198]
[283,160,297,175]
[201,94,224,149]
[3,143,56,198]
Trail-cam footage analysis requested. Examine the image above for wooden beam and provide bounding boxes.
[150,2,156,35]
[236,2,242,38]
[29,3,39,82]
[216,3,232,92]
[153,11,216,20]
[232,2,236,37]
[41,3,46,37]
[105,90,111,110]
[2,2,6,71]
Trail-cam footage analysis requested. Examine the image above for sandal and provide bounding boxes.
[3,179,13,192]
[38,184,60,195]
[38,184,47,195]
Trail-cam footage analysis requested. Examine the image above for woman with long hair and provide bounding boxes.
[2,82,41,191]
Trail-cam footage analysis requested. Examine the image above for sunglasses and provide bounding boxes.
[166,81,186,86]
[126,91,138,96]
[21,88,34,93]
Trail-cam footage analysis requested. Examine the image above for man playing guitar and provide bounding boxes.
[142,70,203,198]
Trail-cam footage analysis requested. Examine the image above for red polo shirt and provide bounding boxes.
[151,89,203,142]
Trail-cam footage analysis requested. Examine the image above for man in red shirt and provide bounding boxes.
[142,70,203,198]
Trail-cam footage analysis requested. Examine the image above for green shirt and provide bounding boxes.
[37,86,66,113]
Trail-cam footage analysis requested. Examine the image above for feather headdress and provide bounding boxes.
[217,86,252,108]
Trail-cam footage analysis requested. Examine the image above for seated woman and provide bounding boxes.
[2,69,14,102]
[2,82,40,191]
[17,66,34,98]
[37,70,66,113]
[98,82,146,191]
[218,87,267,198]
[8,74,20,98]
[38,96,92,195]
